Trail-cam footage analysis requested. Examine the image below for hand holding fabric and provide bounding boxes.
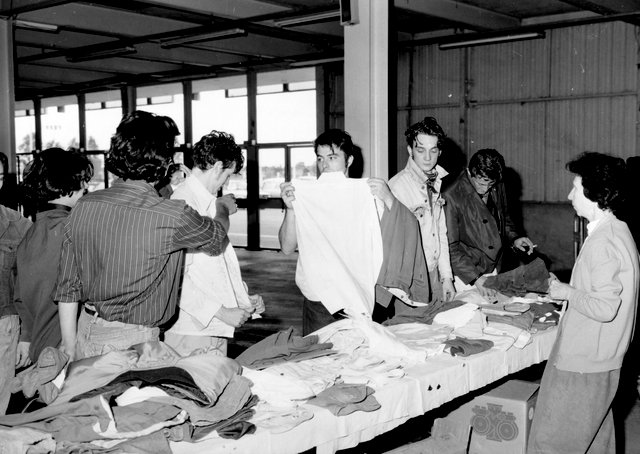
[442,278,456,301]
[217,306,251,328]
[548,278,573,301]
[513,237,536,255]
[367,178,395,209]
[474,275,497,298]
[16,341,32,368]
[280,182,296,209]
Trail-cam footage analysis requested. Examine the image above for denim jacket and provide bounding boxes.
[0,205,31,317]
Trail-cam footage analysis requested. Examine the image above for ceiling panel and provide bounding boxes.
[0,0,636,100]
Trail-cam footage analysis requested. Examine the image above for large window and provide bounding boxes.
[85,90,123,151]
[257,70,316,143]
[192,76,248,144]
[41,96,79,150]
[137,83,185,145]
[14,100,36,180]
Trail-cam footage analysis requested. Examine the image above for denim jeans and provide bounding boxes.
[76,309,159,360]
[0,315,19,415]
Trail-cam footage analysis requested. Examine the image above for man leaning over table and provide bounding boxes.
[54,111,236,361]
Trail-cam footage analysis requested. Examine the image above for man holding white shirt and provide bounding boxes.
[279,129,394,335]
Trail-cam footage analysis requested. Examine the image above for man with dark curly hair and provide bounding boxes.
[15,148,93,366]
[389,117,455,302]
[53,111,236,360]
[528,152,639,453]
[164,131,264,357]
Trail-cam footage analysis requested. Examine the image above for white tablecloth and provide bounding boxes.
[170,327,557,454]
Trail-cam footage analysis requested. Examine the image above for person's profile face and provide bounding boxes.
[470,174,495,197]
[409,134,440,173]
[568,176,594,219]
[316,145,352,176]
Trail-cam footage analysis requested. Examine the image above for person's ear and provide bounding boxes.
[212,161,224,174]
[346,155,354,168]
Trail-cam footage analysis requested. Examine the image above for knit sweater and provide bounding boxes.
[554,213,639,373]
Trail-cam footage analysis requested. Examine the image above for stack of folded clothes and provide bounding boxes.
[0,341,259,453]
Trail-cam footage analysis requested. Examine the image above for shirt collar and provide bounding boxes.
[183,174,216,209]
[113,178,159,194]
[587,211,614,235]
[405,158,447,184]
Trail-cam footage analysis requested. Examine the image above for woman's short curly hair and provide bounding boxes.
[192,131,243,173]
[106,111,180,183]
[566,151,627,213]
[20,147,93,202]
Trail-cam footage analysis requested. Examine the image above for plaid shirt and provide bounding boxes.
[53,179,228,327]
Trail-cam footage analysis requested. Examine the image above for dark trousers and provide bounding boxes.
[302,298,343,336]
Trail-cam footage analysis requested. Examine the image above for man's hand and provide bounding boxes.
[60,340,76,363]
[442,278,456,302]
[249,294,265,315]
[367,178,395,209]
[216,194,238,216]
[280,182,296,209]
[474,275,497,299]
[216,306,251,328]
[16,341,31,368]
[513,237,536,255]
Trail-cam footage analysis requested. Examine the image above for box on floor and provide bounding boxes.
[429,379,539,454]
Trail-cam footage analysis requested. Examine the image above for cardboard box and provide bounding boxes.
[468,380,538,454]
[430,380,539,454]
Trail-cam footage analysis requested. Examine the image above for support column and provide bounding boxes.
[344,0,392,179]
[0,19,16,171]
[245,70,260,250]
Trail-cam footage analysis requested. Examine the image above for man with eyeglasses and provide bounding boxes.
[443,148,534,297]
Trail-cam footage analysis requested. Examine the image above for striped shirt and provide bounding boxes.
[53,179,229,327]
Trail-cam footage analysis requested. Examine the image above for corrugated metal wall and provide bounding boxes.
[327,21,638,203]
[402,21,638,202]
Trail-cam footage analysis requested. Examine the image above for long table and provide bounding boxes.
[170,327,557,454]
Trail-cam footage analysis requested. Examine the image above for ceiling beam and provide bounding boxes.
[0,0,71,16]
[401,9,640,47]
[394,0,520,31]
[557,0,640,25]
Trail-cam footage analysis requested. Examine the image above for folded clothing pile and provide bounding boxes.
[235,326,334,369]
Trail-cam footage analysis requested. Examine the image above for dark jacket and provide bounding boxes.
[443,171,520,284]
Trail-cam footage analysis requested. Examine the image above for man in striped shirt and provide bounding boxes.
[54,111,236,360]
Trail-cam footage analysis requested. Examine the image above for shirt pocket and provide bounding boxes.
[0,240,19,274]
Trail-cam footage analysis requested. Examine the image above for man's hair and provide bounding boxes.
[405,117,446,147]
[192,131,243,174]
[106,111,180,183]
[20,147,93,202]
[314,129,355,159]
[566,151,627,213]
[469,148,505,182]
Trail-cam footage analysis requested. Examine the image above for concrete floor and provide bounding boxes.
[233,249,640,454]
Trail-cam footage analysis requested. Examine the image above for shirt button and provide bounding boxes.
[488,245,494,250]
[482,219,488,224]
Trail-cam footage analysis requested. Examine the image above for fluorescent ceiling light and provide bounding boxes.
[290,56,343,67]
[438,32,545,50]
[161,28,247,48]
[66,46,137,63]
[15,19,59,32]
[274,10,340,27]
